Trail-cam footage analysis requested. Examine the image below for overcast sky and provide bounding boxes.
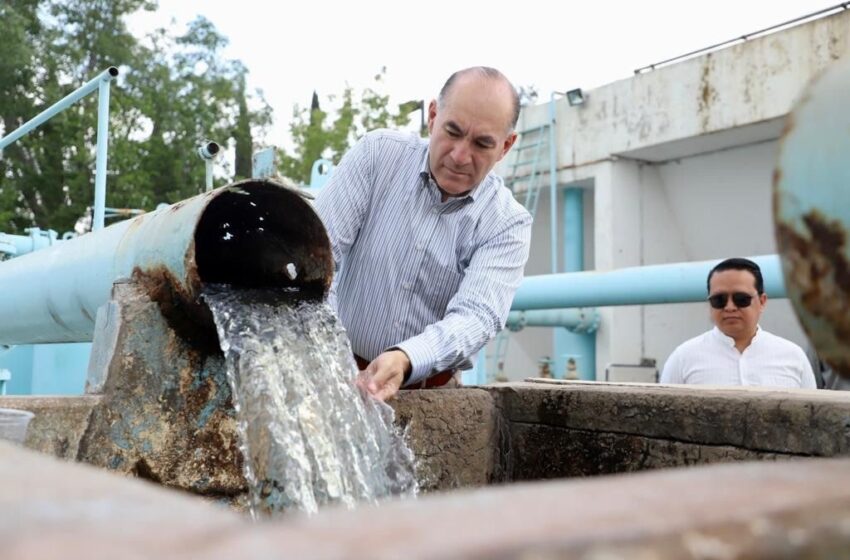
[128,0,840,147]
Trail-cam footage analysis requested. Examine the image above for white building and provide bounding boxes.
[493,9,850,382]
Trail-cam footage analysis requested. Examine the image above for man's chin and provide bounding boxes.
[436,176,473,196]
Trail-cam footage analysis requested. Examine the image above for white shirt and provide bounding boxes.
[660,326,817,389]
[314,130,532,386]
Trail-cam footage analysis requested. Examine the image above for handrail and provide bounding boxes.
[0,66,119,231]
[634,3,850,75]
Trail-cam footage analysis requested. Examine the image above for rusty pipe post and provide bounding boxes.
[0,180,333,346]
[775,56,850,378]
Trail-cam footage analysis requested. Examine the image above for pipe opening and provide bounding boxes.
[195,180,333,301]
[133,180,334,354]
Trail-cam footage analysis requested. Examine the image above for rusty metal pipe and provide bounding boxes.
[775,56,850,379]
[0,180,333,346]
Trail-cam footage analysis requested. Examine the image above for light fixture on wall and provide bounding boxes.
[566,88,586,107]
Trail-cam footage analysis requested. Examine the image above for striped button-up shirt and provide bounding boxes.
[660,326,816,388]
[314,130,532,386]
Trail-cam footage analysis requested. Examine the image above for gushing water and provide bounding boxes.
[203,286,418,518]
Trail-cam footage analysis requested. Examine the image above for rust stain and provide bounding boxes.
[780,112,796,140]
[771,167,783,221]
[697,56,718,132]
[776,209,850,378]
[132,266,219,354]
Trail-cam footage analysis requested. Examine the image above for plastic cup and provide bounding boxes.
[0,408,34,444]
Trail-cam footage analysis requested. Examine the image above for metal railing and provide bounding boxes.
[0,66,119,231]
[634,3,850,74]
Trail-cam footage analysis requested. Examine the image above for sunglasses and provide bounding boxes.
[707,292,756,309]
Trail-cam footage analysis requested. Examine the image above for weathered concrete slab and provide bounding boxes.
[391,388,503,491]
[0,395,100,459]
[493,381,850,456]
[6,437,850,559]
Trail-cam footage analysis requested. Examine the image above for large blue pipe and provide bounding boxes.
[512,254,785,311]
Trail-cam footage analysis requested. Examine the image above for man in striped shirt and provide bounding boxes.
[660,258,816,388]
[315,67,532,401]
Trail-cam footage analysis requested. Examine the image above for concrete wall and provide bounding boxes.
[7,437,850,560]
[495,10,850,380]
[8,382,850,558]
[9,381,850,493]
[494,381,850,480]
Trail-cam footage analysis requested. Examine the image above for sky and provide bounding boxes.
[127,0,841,148]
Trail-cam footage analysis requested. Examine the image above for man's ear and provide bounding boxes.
[498,132,518,161]
[427,99,438,134]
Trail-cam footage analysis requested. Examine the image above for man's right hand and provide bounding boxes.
[357,350,411,401]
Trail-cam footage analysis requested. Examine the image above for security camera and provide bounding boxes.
[197,141,220,160]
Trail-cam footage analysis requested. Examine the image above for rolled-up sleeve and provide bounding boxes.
[396,212,532,385]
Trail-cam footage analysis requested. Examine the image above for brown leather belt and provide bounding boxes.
[353,354,455,389]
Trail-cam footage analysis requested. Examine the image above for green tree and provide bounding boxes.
[0,0,271,235]
[279,68,416,185]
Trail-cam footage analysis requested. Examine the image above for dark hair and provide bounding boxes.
[438,66,521,131]
[706,257,764,295]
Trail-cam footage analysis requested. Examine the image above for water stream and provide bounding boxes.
[204,286,418,518]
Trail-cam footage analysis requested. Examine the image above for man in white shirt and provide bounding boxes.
[660,258,816,389]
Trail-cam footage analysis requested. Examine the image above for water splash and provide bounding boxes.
[203,286,418,518]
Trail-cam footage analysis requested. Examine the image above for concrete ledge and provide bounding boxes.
[6,437,850,559]
[391,388,502,491]
[494,381,850,456]
[0,396,100,459]
[0,389,503,495]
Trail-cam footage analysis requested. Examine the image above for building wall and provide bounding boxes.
[491,11,848,382]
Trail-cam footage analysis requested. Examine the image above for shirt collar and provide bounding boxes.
[418,147,491,203]
[712,325,762,347]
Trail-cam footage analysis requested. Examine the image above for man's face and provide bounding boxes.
[708,269,767,341]
[427,74,517,196]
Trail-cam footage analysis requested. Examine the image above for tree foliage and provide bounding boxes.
[0,0,270,235]
[279,68,417,185]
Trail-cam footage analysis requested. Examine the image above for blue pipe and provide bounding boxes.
[0,67,118,151]
[563,189,584,271]
[512,254,785,311]
[0,228,60,258]
[548,94,558,274]
[92,71,116,231]
[555,188,596,380]
[506,308,599,332]
[310,159,334,190]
